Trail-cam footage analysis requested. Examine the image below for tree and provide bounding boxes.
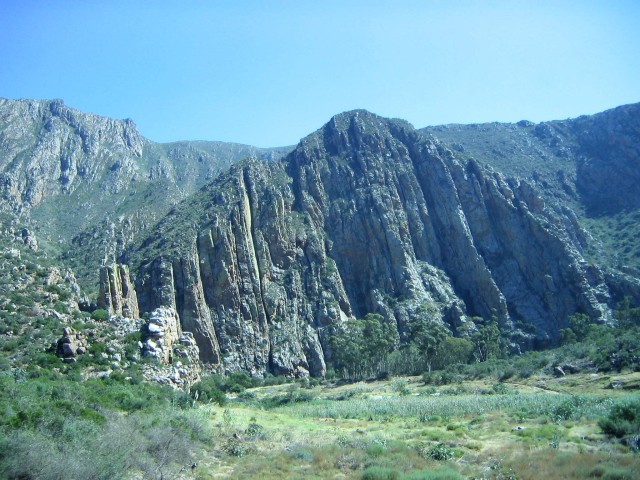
[468,316,501,363]
[615,296,640,327]
[403,315,449,373]
[432,336,474,370]
[330,313,397,380]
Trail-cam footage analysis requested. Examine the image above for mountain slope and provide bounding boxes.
[0,98,291,289]
[422,103,640,273]
[1,98,638,378]
[129,109,635,376]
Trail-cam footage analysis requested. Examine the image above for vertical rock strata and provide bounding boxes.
[133,110,611,376]
[98,263,139,318]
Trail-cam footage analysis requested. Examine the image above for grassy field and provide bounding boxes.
[186,372,640,480]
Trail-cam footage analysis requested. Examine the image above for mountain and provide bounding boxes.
[128,108,639,376]
[0,98,291,290]
[422,103,640,271]
[1,98,639,378]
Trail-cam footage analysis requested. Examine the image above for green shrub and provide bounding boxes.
[238,390,256,401]
[599,399,640,448]
[365,442,385,458]
[222,436,250,457]
[361,466,401,480]
[550,395,590,423]
[591,466,637,480]
[391,378,410,395]
[90,309,109,321]
[262,373,291,386]
[492,382,509,395]
[190,377,227,406]
[404,467,464,480]
[259,385,316,408]
[245,422,265,439]
[289,447,314,462]
[225,370,258,392]
[425,443,456,461]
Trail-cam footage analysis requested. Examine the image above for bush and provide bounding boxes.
[225,371,258,392]
[391,378,410,395]
[190,377,227,406]
[599,399,640,448]
[550,395,590,423]
[405,468,464,480]
[245,422,265,439]
[362,466,401,480]
[260,385,316,408]
[425,443,456,461]
[90,309,109,321]
[492,382,509,395]
[222,436,251,457]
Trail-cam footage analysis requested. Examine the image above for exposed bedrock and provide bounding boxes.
[133,110,617,375]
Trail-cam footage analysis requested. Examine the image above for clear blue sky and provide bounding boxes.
[1,1,639,147]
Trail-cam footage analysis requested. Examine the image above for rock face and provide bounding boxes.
[141,306,201,388]
[142,331,201,389]
[131,109,632,376]
[56,326,88,362]
[569,104,640,216]
[0,98,144,209]
[21,228,37,251]
[421,103,640,276]
[141,306,183,363]
[98,263,139,318]
[0,97,291,288]
[2,98,639,379]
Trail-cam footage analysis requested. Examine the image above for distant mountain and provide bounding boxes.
[0,98,291,289]
[422,103,640,275]
[1,98,638,377]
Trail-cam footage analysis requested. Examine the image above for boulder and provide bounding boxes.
[56,326,89,360]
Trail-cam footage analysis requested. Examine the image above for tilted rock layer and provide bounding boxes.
[130,109,637,376]
[0,97,290,286]
[2,98,639,378]
[98,263,139,318]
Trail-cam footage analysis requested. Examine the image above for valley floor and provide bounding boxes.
[187,371,640,480]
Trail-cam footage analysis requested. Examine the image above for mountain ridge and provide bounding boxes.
[125,105,638,375]
[1,97,639,378]
[0,97,291,289]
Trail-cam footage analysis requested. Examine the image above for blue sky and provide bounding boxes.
[1,1,639,147]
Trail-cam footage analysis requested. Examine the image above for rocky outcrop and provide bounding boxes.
[140,307,201,388]
[132,110,624,376]
[21,228,37,251]
[98,263,139,318]
[142,331,201,389]
[141,306,182,363]
[56,326,88,363]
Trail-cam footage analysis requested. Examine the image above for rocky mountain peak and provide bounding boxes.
[1,98,639,380]
[298,109,418,160]
[120,104,640,377]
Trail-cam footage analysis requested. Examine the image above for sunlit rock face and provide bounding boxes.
[133,108,635,376]
[2,97,638,377]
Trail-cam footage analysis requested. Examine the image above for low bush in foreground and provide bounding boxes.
[599,399,640,449]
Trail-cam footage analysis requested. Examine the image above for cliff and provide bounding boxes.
[0,97,290,288]
[130,109,631,376]
[1,98,638,379]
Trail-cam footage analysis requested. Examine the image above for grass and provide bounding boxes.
[277,392,617,423]
[177,372,640,479]
[2,340,639,478]
[0,227,638,478]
